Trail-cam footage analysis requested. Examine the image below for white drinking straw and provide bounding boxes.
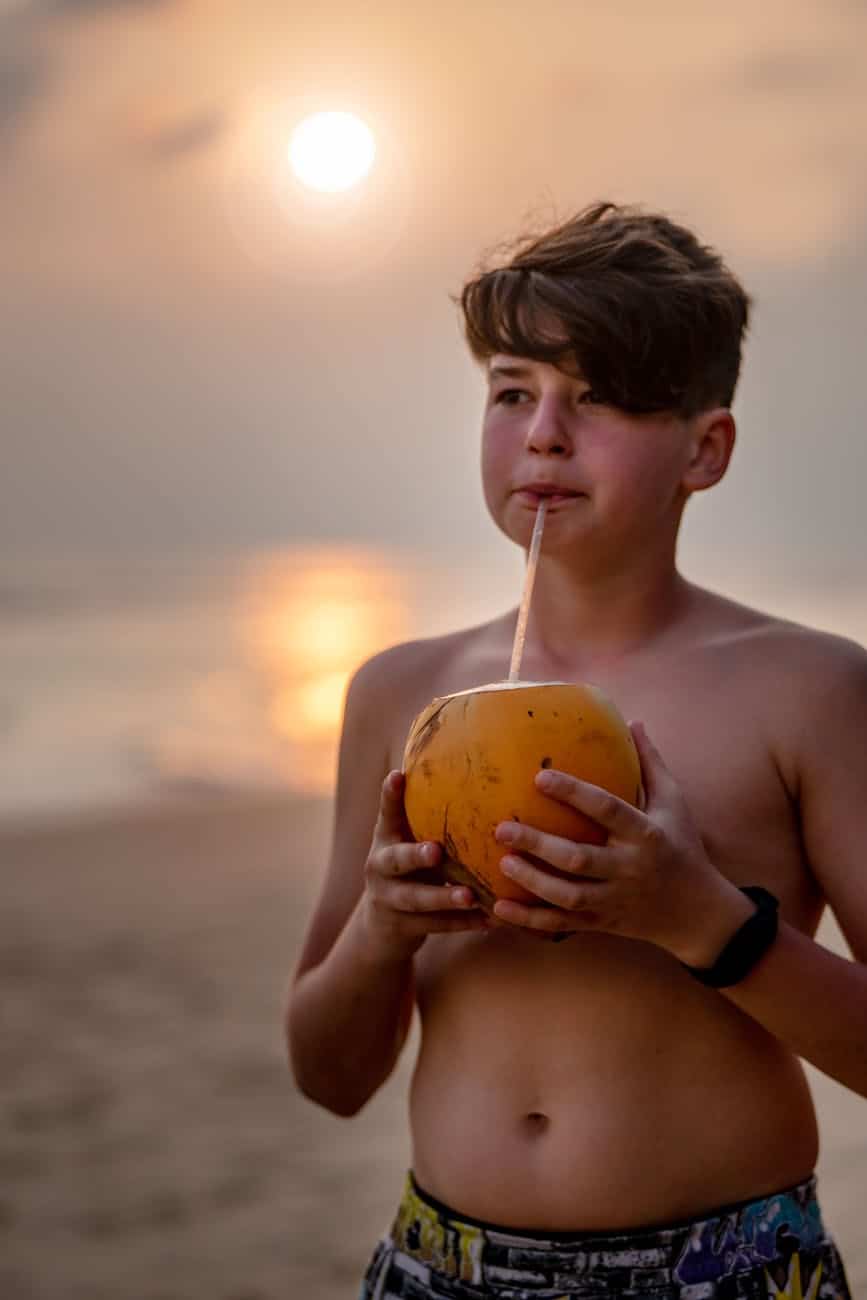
[508,499,547,682]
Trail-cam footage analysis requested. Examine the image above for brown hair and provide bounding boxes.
[457,202,751,417]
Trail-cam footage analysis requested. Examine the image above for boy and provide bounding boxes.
[287,203,863,1297]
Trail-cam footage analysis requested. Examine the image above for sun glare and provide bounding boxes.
[289,111,376,193]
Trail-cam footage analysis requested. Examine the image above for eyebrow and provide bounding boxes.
[487,363,535,381]
[488,361,586,384]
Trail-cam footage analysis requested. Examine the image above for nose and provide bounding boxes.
[524,394,573,457]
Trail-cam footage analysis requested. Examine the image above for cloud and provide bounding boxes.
[0,43,48,138]
[140,108,226,162]
[43,0,173,11]
[735,46,854,95]
[0,0,175,18]
[0,0,179,147]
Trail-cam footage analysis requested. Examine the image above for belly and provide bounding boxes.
[409,930,818,1230]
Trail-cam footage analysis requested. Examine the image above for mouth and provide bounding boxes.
[514,489,585,508]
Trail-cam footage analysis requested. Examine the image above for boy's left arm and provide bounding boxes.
[717,642,867,1096]
[491,642,867,1098]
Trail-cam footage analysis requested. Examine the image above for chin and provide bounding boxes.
[484,508,524,548]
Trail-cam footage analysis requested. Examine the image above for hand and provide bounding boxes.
[490,722,750,961]
[361,770,491,961]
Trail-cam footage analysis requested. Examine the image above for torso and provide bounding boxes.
[383,583,826,1229]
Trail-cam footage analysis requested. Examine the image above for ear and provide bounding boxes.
[680,408,736,495]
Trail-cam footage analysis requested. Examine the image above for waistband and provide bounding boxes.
[388,1169,828,1290]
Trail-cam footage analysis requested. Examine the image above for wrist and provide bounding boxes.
[356,896,424,969]
[679,885,780,988]
[670,878,757,968]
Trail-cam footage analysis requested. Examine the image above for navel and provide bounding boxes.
[522,1111,550,1135]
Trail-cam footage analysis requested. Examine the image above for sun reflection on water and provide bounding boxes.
[0,542,524,818]
[238,545,412,793]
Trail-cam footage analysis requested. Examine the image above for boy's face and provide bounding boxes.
[481,354,700,562]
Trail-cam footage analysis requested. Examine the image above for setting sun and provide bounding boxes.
[289,111,376,193]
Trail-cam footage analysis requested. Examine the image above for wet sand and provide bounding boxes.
[2,797,865,1299]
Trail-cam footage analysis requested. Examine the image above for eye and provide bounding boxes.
[493,388,531,406]
[577,388,603,405]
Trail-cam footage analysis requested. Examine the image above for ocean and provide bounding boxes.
[0,543,525,824]
[2,542,865,825]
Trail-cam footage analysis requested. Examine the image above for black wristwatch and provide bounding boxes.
[681,886,780,988]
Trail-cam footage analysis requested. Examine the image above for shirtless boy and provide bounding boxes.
[287,203,863,1297]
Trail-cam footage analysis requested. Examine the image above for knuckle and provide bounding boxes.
[411,882,432,905]
[384,882,413,913]
[412,844,433,872]
[597,794,619,823]
[363,852,379,881]
[373,846,403,879]
[395,884,420,912]
[392,846,414,875]
[566,847,586,875]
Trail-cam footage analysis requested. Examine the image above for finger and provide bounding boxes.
[372,771,413,846]
[534,769,646,839]
[494,823,612,878]
[491,894,598,934]
[375,878,483,914]
[374,839,442,878]
[628,721,675,805]
[499,854,612,912]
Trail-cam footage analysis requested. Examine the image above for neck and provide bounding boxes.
[516,550,692,677]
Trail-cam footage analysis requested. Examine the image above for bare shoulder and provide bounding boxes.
[350,625,473,696]
[691,584,867,783]
[691,584,866,675]
[352,615,509,767]
[720,598,867,955]
[349,622,484,711]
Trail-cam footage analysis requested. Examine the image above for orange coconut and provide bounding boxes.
[402,680,642,912]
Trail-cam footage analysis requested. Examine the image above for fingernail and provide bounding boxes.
[495,824,516,844]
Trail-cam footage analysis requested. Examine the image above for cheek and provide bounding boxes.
[480,429,515,498]
[600,439,685,505]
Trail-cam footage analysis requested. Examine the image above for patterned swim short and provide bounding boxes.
[359,1170,851,1298]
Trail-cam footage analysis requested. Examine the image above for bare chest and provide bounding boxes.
[387,640,822,928]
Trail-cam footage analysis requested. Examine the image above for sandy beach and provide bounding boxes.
[2,795,866,1299]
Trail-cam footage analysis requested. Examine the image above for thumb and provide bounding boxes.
[628,721,672,805]
[374,770,411,845]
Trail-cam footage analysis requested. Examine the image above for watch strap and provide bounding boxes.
[682,886,779,988]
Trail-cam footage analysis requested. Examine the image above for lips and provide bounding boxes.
[514,485,584,507]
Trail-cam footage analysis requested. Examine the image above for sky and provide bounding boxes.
[2,0,867,588]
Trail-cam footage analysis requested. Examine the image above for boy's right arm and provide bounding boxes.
[285,649,489,1118]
